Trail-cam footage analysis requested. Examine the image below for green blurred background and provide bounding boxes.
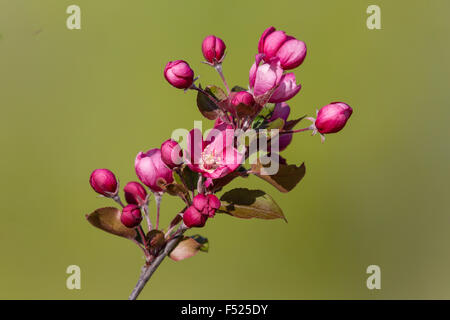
[0,0,449,299]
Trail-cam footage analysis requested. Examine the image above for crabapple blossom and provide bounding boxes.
[135,149,174,192]
[123,181,147,205]
[164,60,194,89]
[315,102,353,134]
[161,139,183,169]
[258,26,307,70]
[202,35,226,64]
[89,169,118,197]
[120,204,142,228]
[183,206,208,228]
[193,194,221,218]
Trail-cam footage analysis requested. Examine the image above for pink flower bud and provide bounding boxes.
[183,206,208,228]
[193,194,221,218]
[202,35,226,64]
[276,38,307,70]
[123,181,147,205]
[269,73,301,103]
[258,26,307,70]
[164,60,194,89]
[89,169,118,197]
[120,204,142,228]
[315,102,353,134]
[249,55,283,97]
[135,148,174,193]
[231,91,255,107]
[160,139,183,169]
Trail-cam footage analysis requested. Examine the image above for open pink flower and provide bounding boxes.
[185,128,244,180]
[269,73,301,103]
[249,54,301,103]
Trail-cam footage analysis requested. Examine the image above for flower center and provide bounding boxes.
[201,150,221,171]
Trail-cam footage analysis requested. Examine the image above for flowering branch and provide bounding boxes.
[128,231,185,300]
[85,26,354,300]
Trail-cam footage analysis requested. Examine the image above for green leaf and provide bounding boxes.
[266,118,285,130]
[207,85,227,101]
[196,85,220,120]
[177,165,199,192]
[169,235,209,261]
[86,207,137,240]
[259,103,276,118]
[231,85,247,92]
[210,170,245,193]
[219,188,286,221]
[190,234,209,252]
[284,115,306,131]
[252,104,276,129]
[251,115,266,129]
[251,161,306,193]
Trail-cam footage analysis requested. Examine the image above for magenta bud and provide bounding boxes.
[202,35,226,64]
[183,206,208,228]
[120,204,142,228]
[160,139,183,169]
[258,26,307,70]
[231,91,255,107]
[123,181,147,205]
[135,148,174,193]
[89,169,118,197]
[164,60,194,89]
[315,102,353,134]
[249,56,283,98]
[193,194,221,218]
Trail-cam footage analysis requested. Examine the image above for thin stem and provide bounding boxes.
[190,85,234,127]
[112,195,125,208]
[168,223,186,241]
[132,239,148,257]
[142,200,153,230]
[154,192,162,230]
[190,85,219,105]
[279,126,313,135]
[215,64,230,95]
[197,175,204,194]
[137,226,148,249]
[128,231,185,300]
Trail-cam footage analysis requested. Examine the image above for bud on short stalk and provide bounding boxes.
[249,55,301,103]
[231,91,255,108]
[183,206,208,228]
[202,35,226,65]
[314,102,353,134]
[164,60,195,89]
[160,139,183,169]
[123,181,147,206]
[258,26,307,70]
[121,204,143,228]
[193,194,221,218]
[135,148,174,193]
[89,169,118,197]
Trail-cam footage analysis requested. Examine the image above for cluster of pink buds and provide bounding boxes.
[183,194,221,228]
[86,26,354,299]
